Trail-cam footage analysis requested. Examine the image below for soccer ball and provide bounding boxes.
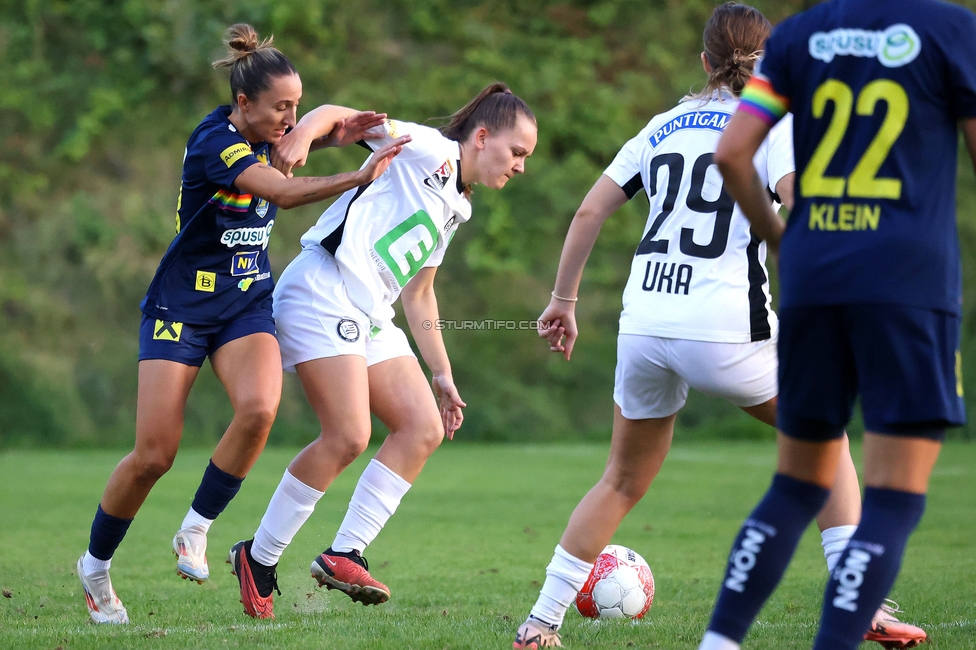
[576,544,655,620]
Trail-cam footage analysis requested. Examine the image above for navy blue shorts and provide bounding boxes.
[138,308,277,367]
[777,304,965,441]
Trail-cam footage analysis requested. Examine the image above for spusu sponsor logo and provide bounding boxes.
[220,220,275,250]
[808,24,921,68]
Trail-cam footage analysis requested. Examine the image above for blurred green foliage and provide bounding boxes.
[0,0,974,447]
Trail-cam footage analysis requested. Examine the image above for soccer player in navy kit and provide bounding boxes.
[699,1,976,649]
[515,4,920,648]
[76,23,408,624]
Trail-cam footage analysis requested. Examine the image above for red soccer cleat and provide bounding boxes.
[864,600,928,649]
[310,547,390,605]
[227,540,279,619]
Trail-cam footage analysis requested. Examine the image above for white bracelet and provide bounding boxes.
[551,291,578,302]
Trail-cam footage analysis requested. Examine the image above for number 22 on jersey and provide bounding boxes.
[801,79,909,214]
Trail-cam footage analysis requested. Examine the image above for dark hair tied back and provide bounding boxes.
[212,23,298,104]
[441,82,536,142]
[701,3,770,97]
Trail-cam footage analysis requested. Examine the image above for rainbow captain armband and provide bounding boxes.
[739,76,790,125]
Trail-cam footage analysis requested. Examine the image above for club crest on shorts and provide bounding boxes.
[337,319,361,342]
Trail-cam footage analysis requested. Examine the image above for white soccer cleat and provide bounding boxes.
[173,529,209,583]
[77,556,129,624]
[514,616,563,648]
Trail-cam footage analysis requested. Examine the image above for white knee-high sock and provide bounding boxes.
[529,545,594,628]
[331,459,411,554]
[251,470,325,567]
[821,524,857,572]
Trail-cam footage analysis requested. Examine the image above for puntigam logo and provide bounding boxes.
[809,24,921,68]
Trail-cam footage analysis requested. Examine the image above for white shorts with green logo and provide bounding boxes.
[273,248,415,372]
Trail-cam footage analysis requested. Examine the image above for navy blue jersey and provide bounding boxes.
[141,106,276,325]
[746,0,976,314]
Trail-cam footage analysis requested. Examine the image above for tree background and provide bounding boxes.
[1,0,974,447]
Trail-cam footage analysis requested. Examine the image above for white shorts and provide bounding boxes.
[273,248,415,372]
[613,333,778,420]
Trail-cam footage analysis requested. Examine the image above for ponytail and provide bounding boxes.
[212,23,297,104]
[440,82,535,142]
[697,3,770,98]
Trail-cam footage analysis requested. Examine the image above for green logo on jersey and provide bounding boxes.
[374,210,439,288]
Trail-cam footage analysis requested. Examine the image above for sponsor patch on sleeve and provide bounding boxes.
[219,142,252,168]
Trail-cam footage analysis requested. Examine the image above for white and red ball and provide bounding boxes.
[575,544,655,620]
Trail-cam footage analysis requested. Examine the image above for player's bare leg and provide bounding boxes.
[234,355,371,618]
[209,332,281,477]
[741,398,861,530]
[701,434,842,650]
[370,356,447,483]
[559,407,675,563]
[860,434,940,649]
[312,356,445,605]
[101,360,199,517]
[515,407,675,647]
[289,355,373,491]
[175,333,280,584]
[742,398,930,648]
[80,359,198,624]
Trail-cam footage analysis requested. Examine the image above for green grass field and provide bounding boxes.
[1,442,974,649]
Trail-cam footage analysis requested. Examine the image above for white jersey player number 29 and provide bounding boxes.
[637,152,734,263]
[603,91,792,343]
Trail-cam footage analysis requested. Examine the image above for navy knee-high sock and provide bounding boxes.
[88,505,133,561]
[189,460,244,520]
[812,487,926,650]
[706,474,830,643]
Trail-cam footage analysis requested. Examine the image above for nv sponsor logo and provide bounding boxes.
[231,250,260,277]
[724,527,767,593]
[831,548,874,612]
[220,220,275,250]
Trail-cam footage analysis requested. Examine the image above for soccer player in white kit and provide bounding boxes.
[515,4,923,648]
[227,83,538,619]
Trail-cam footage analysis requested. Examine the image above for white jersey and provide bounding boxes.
[301,120,471,327]
[603,90,793,343]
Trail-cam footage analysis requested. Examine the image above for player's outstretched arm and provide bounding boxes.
[540,175,628,360]
[715,111,784,251]
[400,266,467,439]
[236,135,410,210]
[272,105,387,176]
